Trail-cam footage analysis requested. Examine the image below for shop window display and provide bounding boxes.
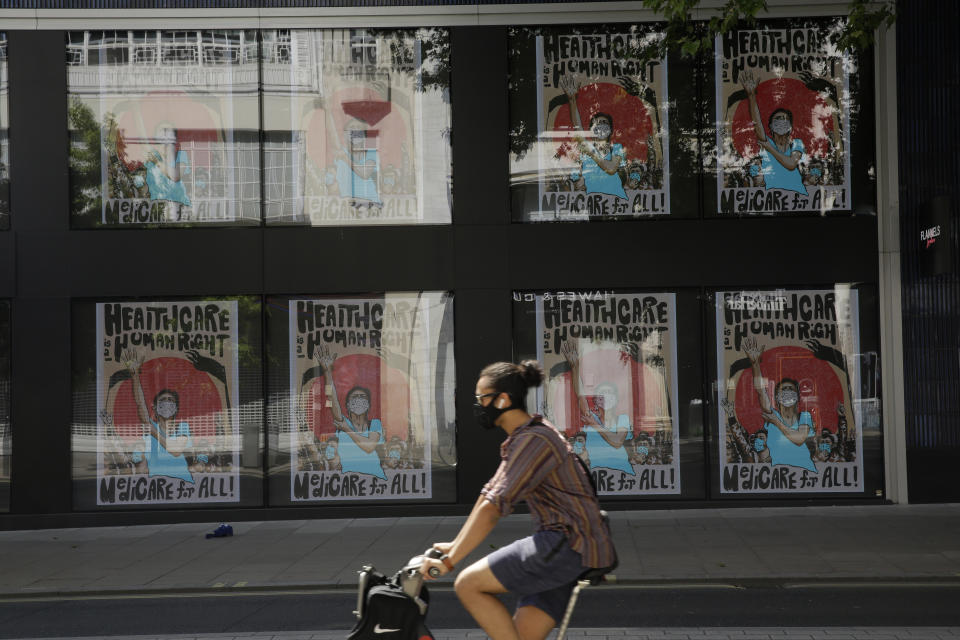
[67,30,261,227]
[266,292,457,504]
[71,297,263,509]
[262,29,452,226]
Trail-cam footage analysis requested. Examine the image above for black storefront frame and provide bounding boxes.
[1,24,885,529]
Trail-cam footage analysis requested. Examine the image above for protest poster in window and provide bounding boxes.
[0,33,9,229]
[262,29,451,226]
[0,301,9,512]
[715,21,852,215]
[514,291,680,495]
[95,300,241,505]
[509,26,669,222]
[67,30,261,227]
[715,288,865,493]
[287,292,455,501]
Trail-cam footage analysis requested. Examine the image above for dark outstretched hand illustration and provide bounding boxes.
[185,349,227,385]
[804,339,847,373]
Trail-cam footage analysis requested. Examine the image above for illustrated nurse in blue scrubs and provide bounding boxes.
[315,345,387,481]
[559,75,628,201]
[742,336,817,472]
[740,70,808,196]
[123,349,195,484]
[559,341,635,476]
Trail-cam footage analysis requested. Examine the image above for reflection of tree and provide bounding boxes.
[68,99,103,227]
[636,0,892,61]
[377,28,450,94]
[208,296,263,371]
[507,24,697,212]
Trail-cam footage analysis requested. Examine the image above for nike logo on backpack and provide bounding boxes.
[374,624,401,634]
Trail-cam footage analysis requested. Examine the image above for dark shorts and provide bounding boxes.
[487,529,586,623]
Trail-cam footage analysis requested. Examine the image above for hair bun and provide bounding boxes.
[518,360,544,388]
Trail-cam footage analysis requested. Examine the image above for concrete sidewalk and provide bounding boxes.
[1,503,959,598]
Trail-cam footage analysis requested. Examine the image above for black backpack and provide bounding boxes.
[347,564,434,640]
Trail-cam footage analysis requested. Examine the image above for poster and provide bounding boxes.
[96,300,240,505]
[516,28,669,221]
[715,289,864,493]
[715,22,851,214]
[262,29,451,225]
[67,30,260,226]
[288,293,452,501]
[524,291,680,495]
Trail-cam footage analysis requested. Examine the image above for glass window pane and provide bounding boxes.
[712,287,879,494]
[67,30,261,228]
[713,19,855,215]
[262,29,452,226]
[509,26,670,222]
[0,32,9,229]
[71,297,264,509]
[266,292,457,504]
[512,290,689,497]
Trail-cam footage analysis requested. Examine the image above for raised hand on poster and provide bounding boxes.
[719,397,736,420]
[99,409,122,439]
[121,348,145,375]
[185,349,227,385]
[797,70,839,108]
[558,73,581,100]
[293,402,308,430]
[619,341,640,364]
[803,339,847,374]
[314,343,337,374]
[560,340,581,371]
[742,335,764,364]
[740,69,759,96]
[618,76,645,99]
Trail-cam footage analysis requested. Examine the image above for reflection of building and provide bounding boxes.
[66,30,260,93]
[67,30,261,224]
[260,28,451,224]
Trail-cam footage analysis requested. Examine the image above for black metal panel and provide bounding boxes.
[7,31,73,514]
[896,0,960,502]
[507,217,880,290]
[0,234,14,296]
[263,226,454,293]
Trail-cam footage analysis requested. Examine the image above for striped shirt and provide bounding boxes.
[480,415,617,569]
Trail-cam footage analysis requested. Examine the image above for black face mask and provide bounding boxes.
[473,399,507,430]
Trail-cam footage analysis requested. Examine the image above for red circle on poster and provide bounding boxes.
[732,345,843,435]
[305,353,411,443]
[113,357,223,440]
[731,78,835,160]
[553,82,654,162]
[548,347,666,439]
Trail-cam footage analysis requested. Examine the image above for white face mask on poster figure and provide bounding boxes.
[596,386,618,412]
[347,394,370,416]
[770,119,792,136]
[777,388,799,408]
[591,122,611,140]
[156,399,178,419]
